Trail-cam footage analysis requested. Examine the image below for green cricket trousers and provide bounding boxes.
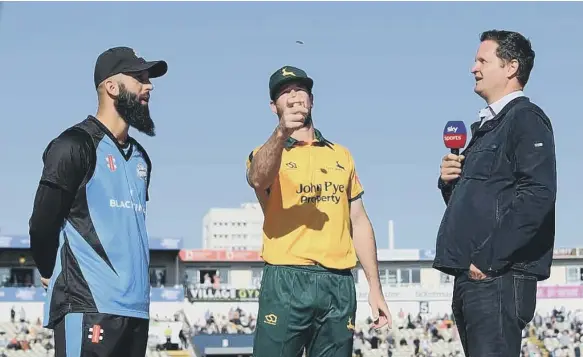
[252,263,357,357]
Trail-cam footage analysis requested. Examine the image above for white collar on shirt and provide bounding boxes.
[479,90,525,127]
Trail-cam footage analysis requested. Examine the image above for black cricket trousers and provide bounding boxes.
[53,312,149,357]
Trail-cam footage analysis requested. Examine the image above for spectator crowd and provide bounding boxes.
[191,307,583,357]
[0,306,192,357]
[191,307,257,335]
[0,306,54,356]
[0,304,581,357]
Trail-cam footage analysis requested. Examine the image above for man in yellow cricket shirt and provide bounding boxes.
[246,65,392,357]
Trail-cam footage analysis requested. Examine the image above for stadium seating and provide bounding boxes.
[0,305,581,357]
[0,315,188,357]
[186,307,583,357]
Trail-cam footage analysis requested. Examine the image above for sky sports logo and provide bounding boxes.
[443,121,467,149]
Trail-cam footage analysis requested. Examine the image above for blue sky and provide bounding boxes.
[0,2,581,250]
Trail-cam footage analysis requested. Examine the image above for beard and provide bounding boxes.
[114,84,156,137]
[303,112,313,128]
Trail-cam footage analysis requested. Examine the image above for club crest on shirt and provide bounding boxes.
[137,163,147,180]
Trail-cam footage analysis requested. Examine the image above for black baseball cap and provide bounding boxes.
[94,46,168,88]
[269,65,314,100]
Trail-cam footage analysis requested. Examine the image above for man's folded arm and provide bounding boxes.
[29,129,93,279]
[472,110,556,273]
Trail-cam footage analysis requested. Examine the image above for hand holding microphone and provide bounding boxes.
[441,121,467,183]
[440,154,465,182]
[278,90,309,137]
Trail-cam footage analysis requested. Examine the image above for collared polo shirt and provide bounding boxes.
[246,129,363,269]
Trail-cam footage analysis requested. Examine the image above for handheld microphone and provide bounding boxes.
[443,121,467,155]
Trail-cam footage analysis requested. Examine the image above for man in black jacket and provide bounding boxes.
[434,30,557,357]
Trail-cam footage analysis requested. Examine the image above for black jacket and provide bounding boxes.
[433,97,556,281]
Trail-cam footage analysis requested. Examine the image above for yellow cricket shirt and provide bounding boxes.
[246,129,364,269]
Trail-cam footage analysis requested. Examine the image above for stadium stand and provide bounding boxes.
[0,307,192,357]
[0,291,582,357]
[185,306,583,357]
[1,237,582,356]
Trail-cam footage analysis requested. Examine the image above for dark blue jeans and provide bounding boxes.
[452,270,537,357]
